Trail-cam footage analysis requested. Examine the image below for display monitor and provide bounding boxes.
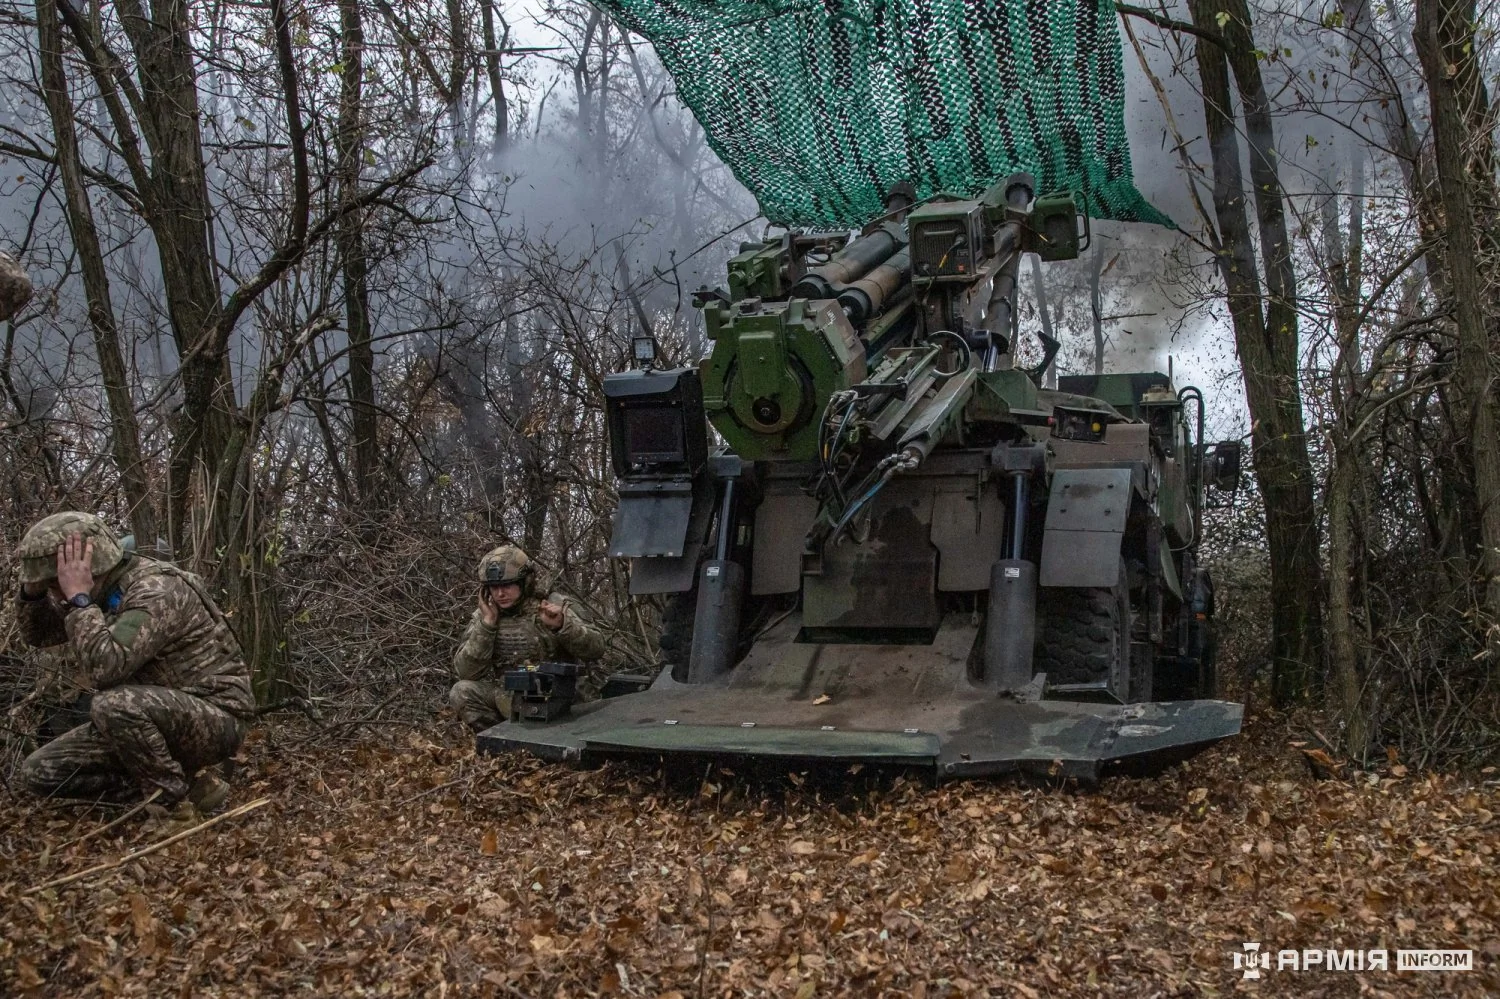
[622,404,686,464]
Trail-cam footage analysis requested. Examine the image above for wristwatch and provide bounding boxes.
[68,593,93,609]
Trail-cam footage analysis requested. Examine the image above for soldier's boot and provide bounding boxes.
[161,799,202,824]
[150,777,226,826]
[188,772,231,815]
[89,685,242,805]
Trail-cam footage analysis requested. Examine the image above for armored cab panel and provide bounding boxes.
[1039,467,1136,588]
[1048,421,1150,467]
[751,487,819,595]
[1056,371,1172,420]
[604,368,717,594]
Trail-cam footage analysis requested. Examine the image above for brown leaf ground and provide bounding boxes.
[1,710,1496,998]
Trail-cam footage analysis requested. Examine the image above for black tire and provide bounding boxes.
[658,589,697,682]
[1155,613,1218,700]
[1034,561,1152,701]
[1196,622,1219,698]
[1033,575,1128,693]
[656,580,770,683]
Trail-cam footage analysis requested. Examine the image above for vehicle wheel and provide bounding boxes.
[658,589,697,682]
[1033,562,1131,699]
[1155,610,1218,700]
[656,576,770,683]
[1197,622,1218,698]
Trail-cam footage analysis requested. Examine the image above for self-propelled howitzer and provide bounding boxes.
[478,175,1244,779]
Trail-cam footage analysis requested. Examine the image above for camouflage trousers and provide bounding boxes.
[449,667,610,732]
[20,685,246,803]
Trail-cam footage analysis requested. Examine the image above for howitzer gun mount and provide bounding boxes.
[478,175,1242,779]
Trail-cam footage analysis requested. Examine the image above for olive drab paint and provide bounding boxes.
[482,178,1242,778]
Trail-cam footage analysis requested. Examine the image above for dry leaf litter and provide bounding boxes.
[1,710,1496,997]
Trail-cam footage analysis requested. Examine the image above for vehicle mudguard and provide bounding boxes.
[1039,467,1133,588]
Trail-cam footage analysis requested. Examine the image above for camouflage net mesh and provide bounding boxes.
[596,0,1171,228]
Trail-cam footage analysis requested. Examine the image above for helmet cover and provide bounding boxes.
[17,512,125,585]
[477,544,532,587]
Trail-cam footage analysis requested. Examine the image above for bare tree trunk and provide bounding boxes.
[1414,0,1500,622]
[1320,151,1373,755]
[338,0,378,508]
[206,0,313,692]
[1326,446,1368,752]
[444,0,468,146]
[596,16,612,174]
[301,344,356,507]
[1087,250,1104,376]
[37,0,157,545]
[79,0,233,553]
[480,0,509,154]
[1339,0,1448,296]
[522,456,550,556]
[574,7,602,152]
[1190,0,1326,704]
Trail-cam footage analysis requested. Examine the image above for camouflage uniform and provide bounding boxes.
[450,545,607,731]
[14,513,253,803]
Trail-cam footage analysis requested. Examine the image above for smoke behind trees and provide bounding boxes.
[1,0,1496,766]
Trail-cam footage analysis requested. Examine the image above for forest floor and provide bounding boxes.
[0,703,1496,998]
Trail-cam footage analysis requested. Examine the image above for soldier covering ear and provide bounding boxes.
[450,544,607,731]
[14,512,252,815]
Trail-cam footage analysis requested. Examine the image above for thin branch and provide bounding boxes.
[57,790,163,850]
[1116,3,1225,48]
[26,798,272,894]
[0,139,143,213]
[1120,15,1221,251]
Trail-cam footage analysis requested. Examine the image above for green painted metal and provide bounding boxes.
[1056,371,1172,417]
[585,724,942,761]
[727,241,789,301]
[967,368,1041,420]
[700,299,866,460]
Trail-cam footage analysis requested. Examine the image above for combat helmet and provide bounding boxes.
[477,544,533,589]
[17,512,126,585]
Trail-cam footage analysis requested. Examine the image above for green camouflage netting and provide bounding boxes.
[597,0,1171,228]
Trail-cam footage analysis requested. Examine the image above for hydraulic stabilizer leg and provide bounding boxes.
[982,459,1042,692]
[983,559,1037,692]
[688,480,745,682]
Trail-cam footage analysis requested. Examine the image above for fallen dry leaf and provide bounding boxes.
[0,717,1492,998]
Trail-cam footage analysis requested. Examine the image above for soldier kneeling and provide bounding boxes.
[450,545,605,732]
[13,513,253,815]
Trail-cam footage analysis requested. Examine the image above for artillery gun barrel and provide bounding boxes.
[836,248,911,325]
[791,224,905,300]
[982,177,1035,364]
